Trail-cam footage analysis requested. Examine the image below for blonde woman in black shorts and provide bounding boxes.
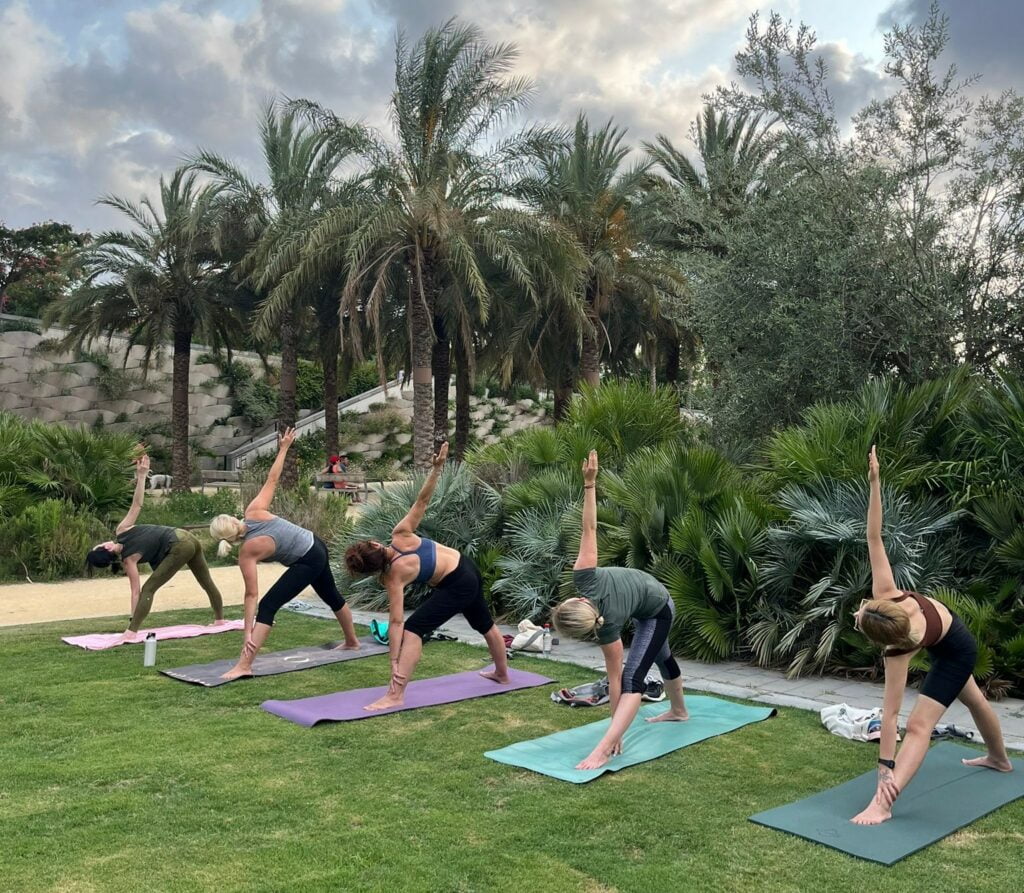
[851,446,1013,825]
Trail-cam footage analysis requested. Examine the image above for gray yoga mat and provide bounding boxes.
[485,695,776,783]
[749,742,1024,865]
[160,638,389,686]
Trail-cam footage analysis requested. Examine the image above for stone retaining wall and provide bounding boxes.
[0,320,265,458]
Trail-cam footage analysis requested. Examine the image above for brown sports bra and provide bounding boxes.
[884,591,944,656]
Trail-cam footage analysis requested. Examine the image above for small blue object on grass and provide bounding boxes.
[749,742,1023,865]
[484,694,776,783]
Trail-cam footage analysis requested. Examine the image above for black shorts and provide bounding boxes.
[920,614,978,707]
[404,554,494,640]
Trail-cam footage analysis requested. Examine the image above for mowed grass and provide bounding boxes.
[2,609,1022,893]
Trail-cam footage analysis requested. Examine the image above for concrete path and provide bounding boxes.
[286,601,1024,751]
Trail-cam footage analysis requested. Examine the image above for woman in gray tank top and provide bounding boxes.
[85,453,226,641]
[210,428,361,679]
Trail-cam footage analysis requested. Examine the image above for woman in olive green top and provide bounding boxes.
[552,451,690,770]
[85,454,225,641]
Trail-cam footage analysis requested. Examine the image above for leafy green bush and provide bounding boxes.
[0,411,137,521]
[0,317,41,334]
[137,489,240,528]
[748,481,960,676]
[2,499,107,580]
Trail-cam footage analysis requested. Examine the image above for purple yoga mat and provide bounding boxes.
[262,667,554,727]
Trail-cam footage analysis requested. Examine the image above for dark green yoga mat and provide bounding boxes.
[750,742,1023,865]
[484,695,776,783]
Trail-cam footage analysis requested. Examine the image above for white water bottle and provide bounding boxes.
[143,632,157,667]
[542,623,552,656]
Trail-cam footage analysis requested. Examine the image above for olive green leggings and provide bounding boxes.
[129,531,224,631]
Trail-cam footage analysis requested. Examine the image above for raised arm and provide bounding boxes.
[574,450,599,570]
[392,442,448,537]
[867,445,899,599]
[116,455,150,535]
[246,427,297,516]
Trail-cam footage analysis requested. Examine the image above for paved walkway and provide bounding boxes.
[286,601,1024,751]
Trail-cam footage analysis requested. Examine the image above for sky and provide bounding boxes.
[2,0,1022,233]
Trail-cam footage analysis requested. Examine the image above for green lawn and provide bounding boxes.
[2,609,1021,893]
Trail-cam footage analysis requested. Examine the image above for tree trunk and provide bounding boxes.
[409,279,434,470]
[170,326,192,492]
[453,334,471,461]
[432,314,450,450]
[278,308,299,489]
[323,356,339,459]
[552,366,575,422]
[580,301,601,388]
[318,292,342,459]
[662,335,680,384]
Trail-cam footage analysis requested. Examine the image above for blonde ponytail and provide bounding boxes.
[209,514,244,558]
[552,598,603,640]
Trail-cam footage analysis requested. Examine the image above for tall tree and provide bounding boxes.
[517,115,679,388]
[0,222,88,318]
[191,102,358,486]
[49,169,230,489]
[287,20,546,468]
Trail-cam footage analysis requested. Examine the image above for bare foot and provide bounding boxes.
[211,618,230,626]
[364,693,404,712]
[646,709,690,723]
[220,663,252,681]
[335,642,362,651]
[576,750,610,770]
[120,630,143,644]
[851,799,892,825]
[963,755,1014,772]
[479,669,510,684]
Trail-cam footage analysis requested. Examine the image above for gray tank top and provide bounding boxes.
[243,516,314,566]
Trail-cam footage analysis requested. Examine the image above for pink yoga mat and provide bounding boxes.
[62,620,245,651]
[262,667,555,726]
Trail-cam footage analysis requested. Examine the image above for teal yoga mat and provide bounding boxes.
[749,742,1023,865]
[484,695,776,783]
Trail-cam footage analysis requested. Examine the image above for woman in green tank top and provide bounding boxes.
[85,453,226,642]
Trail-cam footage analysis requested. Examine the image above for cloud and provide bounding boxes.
[2,0,1020,235]
[879,0,1024,92]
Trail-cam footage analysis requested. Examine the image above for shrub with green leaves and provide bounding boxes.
[137,489,240,528]
[748,481,960,676]
[1,499,107,581]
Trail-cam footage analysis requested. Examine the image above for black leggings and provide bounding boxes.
[621,600,681,695]
[404,555,494,640]
[256,537,346,626]
[920,614,978,707]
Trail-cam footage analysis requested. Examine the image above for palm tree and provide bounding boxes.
[517,115,682,388]
[644,105,775,254]
[285,20,549,468]
[190,102,360,486]
[49,168,230,490]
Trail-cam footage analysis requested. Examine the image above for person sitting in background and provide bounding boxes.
[322,455,348,490]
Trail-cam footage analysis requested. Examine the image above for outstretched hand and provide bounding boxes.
[278,426,297,451]
[432,441,449,470]
[868,444,880,483]
[135,453,151,478]
[582,450,599,485]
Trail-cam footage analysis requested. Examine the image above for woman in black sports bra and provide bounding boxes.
[343,442,510,711]
[850,446,1013,825]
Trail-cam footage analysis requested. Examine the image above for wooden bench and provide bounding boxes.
[315,471,370,503]
[200,469,241,493]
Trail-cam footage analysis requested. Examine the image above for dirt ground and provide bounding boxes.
[0,564,286,628]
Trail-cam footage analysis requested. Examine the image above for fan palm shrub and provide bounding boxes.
[749,480,960,676]
[600,442,774,661]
